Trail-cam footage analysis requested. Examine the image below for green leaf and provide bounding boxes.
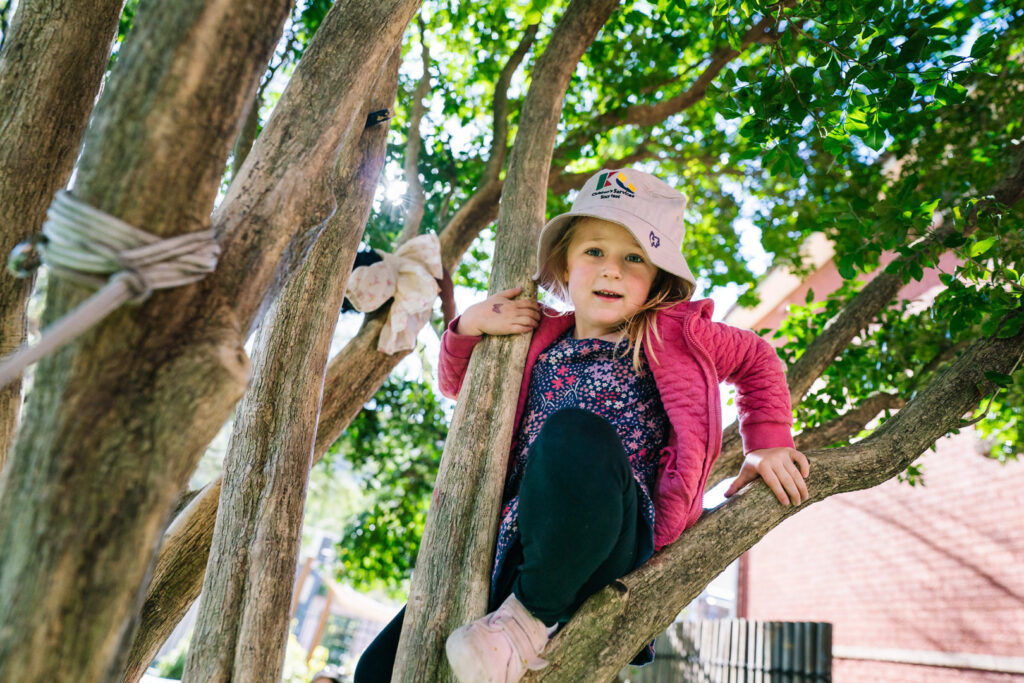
[971,33,996,59]
[863,124,886,151]
[969,237,996,258]
[984,371,1014,387]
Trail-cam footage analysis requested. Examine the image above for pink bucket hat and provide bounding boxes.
[533,168,696,295]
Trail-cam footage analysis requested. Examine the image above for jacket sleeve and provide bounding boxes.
[703,320,795,453]
[438,315,484,399]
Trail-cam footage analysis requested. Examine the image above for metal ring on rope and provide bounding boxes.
[0,190,220,387]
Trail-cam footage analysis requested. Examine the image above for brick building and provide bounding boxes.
[724,235,1024,681]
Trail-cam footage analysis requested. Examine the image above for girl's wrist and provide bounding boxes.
[455,318,482,337]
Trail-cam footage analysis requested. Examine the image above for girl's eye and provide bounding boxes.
[626,254,646,264]
[584,248,603,257]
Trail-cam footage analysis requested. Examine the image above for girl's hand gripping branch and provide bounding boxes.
[723,447,810,507]
[455,286,541,337]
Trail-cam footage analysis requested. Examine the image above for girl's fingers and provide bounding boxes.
[724,470,751,497]
[495,286,523,298]
[775,467,803,506]
[785,461,809,503]
[758,467,789,506]
[793,449,810,477]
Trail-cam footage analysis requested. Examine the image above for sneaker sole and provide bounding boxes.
[445,626,510,683]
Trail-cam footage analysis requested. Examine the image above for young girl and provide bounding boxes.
[354,168,808,683]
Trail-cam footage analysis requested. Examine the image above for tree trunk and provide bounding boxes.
[0,0,293,678]
[0,0,422,678]
[523,326,1024,681]
[0,0,124,466]
[122,17,532,672]
[182,50,400,682]
[392,2,622,680]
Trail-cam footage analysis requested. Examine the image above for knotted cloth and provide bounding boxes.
[0,190,219,388]
[345,233,442,354]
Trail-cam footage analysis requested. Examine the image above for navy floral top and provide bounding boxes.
[491,328,670,592]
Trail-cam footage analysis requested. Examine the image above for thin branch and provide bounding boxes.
[553,7,792,159]
[793,391,905,452]
[483,23,539,185]
[399,16,431,244]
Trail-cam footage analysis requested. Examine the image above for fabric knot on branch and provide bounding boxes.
[345,233,442,354]
[0,191,219,387]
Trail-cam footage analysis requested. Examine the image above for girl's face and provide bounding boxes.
[561,218,659,341]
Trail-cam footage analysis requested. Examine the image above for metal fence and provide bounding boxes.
[621,620,832,683]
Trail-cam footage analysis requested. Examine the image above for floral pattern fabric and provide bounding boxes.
[492,328,669,591]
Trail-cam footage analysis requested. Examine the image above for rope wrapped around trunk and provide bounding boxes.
[0,190,219,387]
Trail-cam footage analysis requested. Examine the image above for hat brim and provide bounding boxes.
[533,207,696,296]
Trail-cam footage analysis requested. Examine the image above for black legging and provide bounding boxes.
[354,408,642,682]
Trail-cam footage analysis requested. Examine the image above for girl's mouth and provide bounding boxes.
[594,290,622,300]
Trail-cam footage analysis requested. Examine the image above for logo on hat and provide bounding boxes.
[593,172,636,198]
[649,231,661,248]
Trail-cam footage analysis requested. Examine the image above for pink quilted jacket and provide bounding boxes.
[438,298,794,550]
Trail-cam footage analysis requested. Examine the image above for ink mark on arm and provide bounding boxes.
[492,304,502,314]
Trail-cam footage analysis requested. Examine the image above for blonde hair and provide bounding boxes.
[544,218,695,370]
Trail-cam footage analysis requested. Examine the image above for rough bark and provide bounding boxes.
[183,53,400,683]
[393,2,623,680]
[0,0,124,466]
[124,25,536,667]
[522,325,1024,681]
[208,0,422,335]
[0,0,293,679]
[122,478,223,683]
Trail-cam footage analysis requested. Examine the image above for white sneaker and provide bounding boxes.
[445,593,550,682]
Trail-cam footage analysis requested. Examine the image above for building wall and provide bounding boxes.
[740,429,1024,680]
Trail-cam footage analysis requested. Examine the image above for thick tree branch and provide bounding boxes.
[209,0,422,333]
[183,52,398,683]
[525,324,1024,680]
[0,0,294,679]
[121,51,404,682]
[394,1,623,679]
[0,0,123,466]
[127,24,535,663]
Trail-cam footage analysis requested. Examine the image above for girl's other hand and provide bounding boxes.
[455,287,541,337]
[723,447,810,506]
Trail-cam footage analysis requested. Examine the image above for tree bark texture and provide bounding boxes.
[0,0,293,679]
[209,0,422,334]
[124,15,542,668]
[521,326,1024,681]
[121,478,222,683]
[182,52,400,683]
[393,2,622,680]
[0,0,124,467]
[122,160,490,680]
[0,0,423,679]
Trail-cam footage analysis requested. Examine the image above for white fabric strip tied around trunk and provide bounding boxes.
[345,233,443,354]
[0,190,219,388]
